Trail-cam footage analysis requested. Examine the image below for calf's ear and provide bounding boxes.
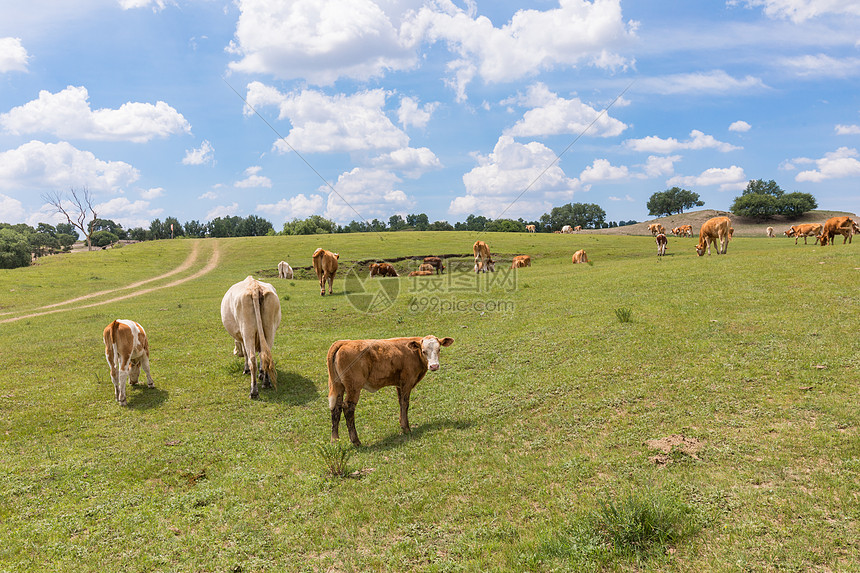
[408,341,422,351]
[439,337,454,347]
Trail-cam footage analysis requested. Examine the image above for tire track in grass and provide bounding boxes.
[0,241,221,324]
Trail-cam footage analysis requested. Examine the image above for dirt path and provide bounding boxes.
[0,241,221,324]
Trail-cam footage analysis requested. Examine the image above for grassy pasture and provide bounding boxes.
[0,231,858,572]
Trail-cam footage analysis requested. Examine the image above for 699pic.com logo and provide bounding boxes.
[343,263,400,314]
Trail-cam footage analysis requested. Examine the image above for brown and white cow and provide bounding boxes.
[422,256,445,274]
[327,336,454,446]
[655,233,667,256]
[312,248,339,295]
[511,254,531,269]
[560,225,573,234]
[679,224,693,237]
[818,216,855,246]
[418,263,435,273]
[369,262,398,277]
[277,260,293,279]
[786,223,823,245]
[671,227,682,237]
[647,223,665,236]
[574,225,582,232]
[695,216,731,256]
[766,226,775,238]
[103,319,154,406]
[409,270,434,277]
[571,249,589,264]
[473,240,495,273]
[526,224,536,233]
[221,276,281,399]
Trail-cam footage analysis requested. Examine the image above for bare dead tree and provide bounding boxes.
[42,188,98,251]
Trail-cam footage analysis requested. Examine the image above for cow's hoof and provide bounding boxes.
[147,383,155,388]
[250,391,259,400]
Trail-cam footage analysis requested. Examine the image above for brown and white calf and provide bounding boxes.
[103,319,154,406]
[327,336,454,446]
[473,240,495,272]
[655,233,667,256]
[526,224,536,233]
[766,227,775,238]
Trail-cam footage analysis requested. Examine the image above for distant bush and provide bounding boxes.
[91,230,118,248]
[730,179,817,220]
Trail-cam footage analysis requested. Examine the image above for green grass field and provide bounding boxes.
[1,231,858,572]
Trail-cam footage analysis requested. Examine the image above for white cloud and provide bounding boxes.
[608,194,635,202]
[641,155,681,178]
[228,0,419,84]
[323,167,413,222]
[198,191,218,200]
[0,86,191,143]
[0,37,28,73]
[737,0,860,22]
[0,140,139,192]
[183,140,214,165]
[504,83,627,138]
[140,187,164,199]
[579,158,629,183]
[397,96,438,129]
[449,135,578,218]
[371,147,442,178]
[625,130,741,153]
[257,194,325,222]
[635,70,766,95]
[780,54,860,78]
[118,0,172,10]
[0,193,25,221]
[206,202,240,220]
[729,120,752,132]
[668,165,747,191]
[95,196,163,229]
[246,82,409,153]
[235,165,272,188]
[836,124,860,135]
[794,147,860,181]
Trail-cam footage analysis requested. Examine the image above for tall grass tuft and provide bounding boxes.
[316,442,354,478]
[615,307,633,323]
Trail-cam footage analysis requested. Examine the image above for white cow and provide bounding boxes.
[278,260,293,279]
[221,276,281,399]
[103,319,154,406]
[561,225,573,234]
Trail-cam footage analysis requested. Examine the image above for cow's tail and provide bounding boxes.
[251,284,277,389]
[109,319,121,364]
[313,247,323,259]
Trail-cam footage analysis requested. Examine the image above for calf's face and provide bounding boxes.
[409,336,454,371]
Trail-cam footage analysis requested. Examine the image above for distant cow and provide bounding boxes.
[561,225,573,234]
[511,255,531,269]
[221,276,281,399]
[678,224,692,237]
[526,225,536,233]
[766,227,775,238]
[647,223,665,236]
[418,263,435,273]
[671,227,682,237]
[327,336,454,445]
[786,223,823,245]
[422,256,445,274]
[571,249,589,264]
[312,248,339,295]
[277,260,293,279]
[695,216,731,256]
[819,216,856,246]
[473,240,495,273]
[369,262,398,277]
[409,270,434,277]
[103,319,154,406]
[655,233,667,256]
[574,225,582,232]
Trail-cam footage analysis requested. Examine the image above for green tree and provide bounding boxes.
[162,216,184,238]
[646,187,704,217]
[42,188,97,250]
[731,179,816,219]
[91,230,119,247]
[0,226,33,268]
[388,215,407,231]
[406,213,430,231]
[454,214,490,231]
[128,227,150,241]
[427,220,454,231]
[282,215,336,235]
[485,218,526,232]
[91,218,128,239]
[777,192,818,218]
[539,202,606,231]
[730,193,779,220]
[56,222,78,240]
[183,220,206,238]
[238,215,272,237]
[741,179,784,198]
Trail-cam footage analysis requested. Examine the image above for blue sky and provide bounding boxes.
[1,0,859,230]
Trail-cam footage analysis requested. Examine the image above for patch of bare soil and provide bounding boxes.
[646,435,705,466]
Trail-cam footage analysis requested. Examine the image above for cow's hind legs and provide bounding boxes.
[397,387,411,434]
[344,401,360,446]
[330,394,343,442]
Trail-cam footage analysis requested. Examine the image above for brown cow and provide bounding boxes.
[312,248,339,295]
[369,262,398,277]
[473,240,495,273]
[647,223,665,236]
[679,224,692,237]
[418,263,435,273]
[786,223,823,245]
[327,336,454,445]
[511,254,531,269]
[422,256,445,274]
[574,225,582,232]
[409,270,434,276]
[526,224,536,233]
[671,227,682,237]
[818,216,855,246]
[571,249,589,264]
[766,226,775,238]
[655,233,667,256]
[103,319,154,406]
[695,216,731,256]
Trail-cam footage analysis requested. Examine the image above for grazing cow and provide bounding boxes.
[679,224,692,237]
[671,227,682,237]
[418,263,435,273]
[729,227,735,239]
[818,216,856,246]
[422,256,446,274]
[327,336,454,445]
[473,240,495,273]
[409,270,434,277]
[526,224,536,233]
[221,276,281,399]
[561,225,573,234]
[695,216,731,256]
[786,223,823,245]
[103,319,154,406]
[511,254,531,269]
[571,249,589,264]
[766,226,775,238]
[553,230,562,234]
[647,223,665,236]
[369,262,398,277]
[277,260,293,279]
[312,248,339,295]
[655,233,667,256]
[574,225,582,232]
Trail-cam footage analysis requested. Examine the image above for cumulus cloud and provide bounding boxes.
[836,124,860,135]
[0,193,25,221]
[794,147,860,181]
[397,96,438,129]
[198,191,218,200]
[257,193,325,222]
[729,120,751,132]
[608,194,635,202]
[667,165,747,191]
[371,147,442,178]
[641,155,681,178]
[635,70,766,95]
[736,0,860,22]
[246,82,409,154]
[140,187,164,199]
[504,83,627,138]
[625,130,741,154]
[235,165,272,188]
[95,196,163,229]
[449,135,578,218]
[0,86,191,143]
[183,140,214,165]
[206,202,240,220]
[0,37,28,73]
[323,167,413,222]
[780,54,860,78]
[118,0,172,10]
[579,158,629,183]
[0,140,139,192]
